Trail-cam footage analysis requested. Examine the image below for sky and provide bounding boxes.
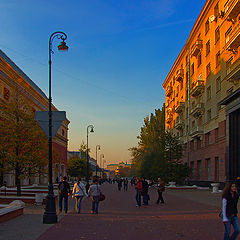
[0,0,206,165]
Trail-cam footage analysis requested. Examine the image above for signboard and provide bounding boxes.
[35,111,66,138]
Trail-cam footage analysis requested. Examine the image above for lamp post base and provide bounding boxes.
[43,193,57,224]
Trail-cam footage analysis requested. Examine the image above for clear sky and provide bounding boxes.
[0,0,206,165]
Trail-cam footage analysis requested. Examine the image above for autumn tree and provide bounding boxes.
[0,90,48,195]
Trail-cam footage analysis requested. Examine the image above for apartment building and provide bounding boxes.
[163,0,240,184]
[0,49,70,186]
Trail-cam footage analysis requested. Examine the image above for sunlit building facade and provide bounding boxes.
[0,49,70,186]
[163,0,240,184]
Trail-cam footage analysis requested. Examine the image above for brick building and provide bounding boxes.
[163,0,240,184]
[0,49,70,186]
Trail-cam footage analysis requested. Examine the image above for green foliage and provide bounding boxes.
[67,156,92,178]
[129,106,190,184]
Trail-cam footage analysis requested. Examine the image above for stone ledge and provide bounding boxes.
[0,202,24,223]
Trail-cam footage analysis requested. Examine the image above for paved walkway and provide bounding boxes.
[0,184,226,240]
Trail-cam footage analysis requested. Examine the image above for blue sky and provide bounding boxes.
[0,0,206,164]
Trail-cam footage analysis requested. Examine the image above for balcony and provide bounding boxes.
[166,86,173,97]
[191,40,203,57]
[226,22,240,52]
[176,69,184,82]
[190,80,205,97]
[226,61,240,84]
[226,0,240,22]
[166,115,173,124]
[191,103,205,118]
[175,118,184,130]
[175,102,185,114]
[190,126,204,138]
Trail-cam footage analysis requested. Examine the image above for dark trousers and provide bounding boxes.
[59,194,68,213]
[92,196,99,214]
[124,184,128,191]
[136,191,141,206]
[143,193,149,205]
[156,191,164,204]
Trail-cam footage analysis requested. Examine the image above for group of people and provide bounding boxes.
[135,177,165,207]
[58,176,102,215]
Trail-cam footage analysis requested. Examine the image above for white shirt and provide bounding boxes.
[72,182,88,197]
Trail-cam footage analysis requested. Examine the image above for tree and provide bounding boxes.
[0,90,48,195]
[67,156,87,178]
[129,105,190,183]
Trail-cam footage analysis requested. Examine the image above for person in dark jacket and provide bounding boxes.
[58,176,71,214]
[156,177,165,204]
[222,182,240,240]
[142,178,149,205]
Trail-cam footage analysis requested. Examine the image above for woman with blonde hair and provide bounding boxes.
[72,176,88,213]
[222,182,240,240]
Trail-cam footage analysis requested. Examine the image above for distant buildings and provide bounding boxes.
[0,49,69,186]
[163,0,240,184]
[106,161,131,176]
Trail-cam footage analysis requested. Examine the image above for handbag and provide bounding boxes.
[99,192,105,201]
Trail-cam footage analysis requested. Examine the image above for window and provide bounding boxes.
[225,27,232,44]
[173,76,175,85]
[207,86,211,100]
[3,87,10,101]
[192,120,195,128]
[205,19,210,34]
[215,27,220,43]
[206,158,211,180]
[216,51,220,67]
[197,53,202,67]
[215,128,219,141]
[216,76,221,93]
[191,63,195,75]
[207,109,212,122]
[62,129,65,136]
[197,160,202,180]
[205,132,210,146]
[214,3,219,22]
[206,63,211,78]
[206,40,210,56]
[226,57,233,75]
[214,157,219,182]
[197,137,201,149]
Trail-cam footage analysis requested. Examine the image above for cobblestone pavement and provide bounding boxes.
[33,184,225,240]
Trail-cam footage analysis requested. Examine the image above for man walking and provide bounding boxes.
[58,176,70,214]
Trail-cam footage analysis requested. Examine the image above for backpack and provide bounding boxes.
[59,182,65,195]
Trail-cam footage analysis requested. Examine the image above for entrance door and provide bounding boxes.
[229,109,240,180]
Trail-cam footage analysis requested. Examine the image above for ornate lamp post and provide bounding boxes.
[86,125,94,191]
[95,145,100,177]
[43,32,69,224]
[100,154,104,178]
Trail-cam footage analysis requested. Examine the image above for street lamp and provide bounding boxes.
[86,125,94,191]
[95,145,100,177]
[100,154,104,178]
[43,31,68,224]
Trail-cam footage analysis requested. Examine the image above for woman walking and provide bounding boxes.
[88,179,101,214]
[222,182,240,240]
[72,177,88,213]
[156,177,165,204]
[135,177,143,207]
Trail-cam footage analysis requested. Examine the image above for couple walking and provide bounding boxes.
[58,176,102,214]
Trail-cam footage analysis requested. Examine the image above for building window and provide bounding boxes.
[190,140,194,151]
[197,53,202,67]
[3,87,10,101]
[216,51,220,67]
[226,57,233,75]
[215,128,219,141]
[197,137,201,149]
[206,158,211,180]
[225,27,232,44]
[216,76,221,93]
[62,129,65,136]
[214,157,219,182]
[197,160,202,180]
[207,109,212,122]
[215,27,220,43]
[191,63,195,75]
[206,63,211,78]
[205,132,210,146]
[207,86,211,101]
[206,40,210,56]
[205,19,210,34]
[214,3,219,22]
[227,87,233,96]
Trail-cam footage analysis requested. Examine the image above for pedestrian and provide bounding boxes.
[142,178,149,205]
[117,179,123,191]
[88,179,101,214]
[222,182,240,240]
[124,178,128,191]
[156,177,165,204]
[58,176,70,214]
[72,176,88,213]
[135,177,142,207]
